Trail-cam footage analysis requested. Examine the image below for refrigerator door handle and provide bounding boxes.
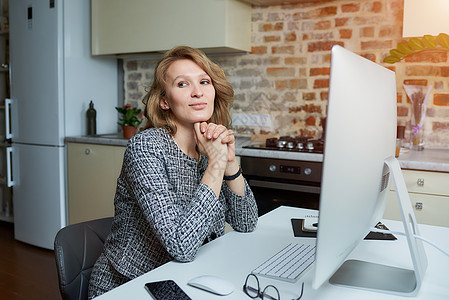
[6,147,15,187]
[5,98,13,140]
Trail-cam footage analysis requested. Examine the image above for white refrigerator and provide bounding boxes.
[7,0,118,249]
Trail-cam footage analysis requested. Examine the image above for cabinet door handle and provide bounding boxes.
[6,147,15,187]
[85,148,91,155]
[417,178,424,186]
[5,98,13,140]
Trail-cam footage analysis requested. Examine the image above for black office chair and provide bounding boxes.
[54,217,113,300]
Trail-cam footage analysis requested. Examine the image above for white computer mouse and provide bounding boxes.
[188,275,234,296]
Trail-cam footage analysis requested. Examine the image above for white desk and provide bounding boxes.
[97,206,449,300]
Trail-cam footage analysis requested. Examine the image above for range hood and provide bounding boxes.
[91,0,251,58]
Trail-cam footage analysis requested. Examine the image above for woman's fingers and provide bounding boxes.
[221,130,235,144]
[196,122,235,146]
[200,122,227,140]
[194,122,228,158]
[193,122,202,142]
[199,122,208,134]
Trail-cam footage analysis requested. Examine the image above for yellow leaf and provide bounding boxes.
[383,55,401,64]
[436,33,449,49]
[407,38,424,50]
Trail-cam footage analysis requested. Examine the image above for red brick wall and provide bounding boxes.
[124,0,449,148]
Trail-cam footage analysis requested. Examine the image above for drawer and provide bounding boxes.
[391,169,449,197]
[384,191,449,227]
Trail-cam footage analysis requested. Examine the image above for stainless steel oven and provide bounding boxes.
[241,156,322,216]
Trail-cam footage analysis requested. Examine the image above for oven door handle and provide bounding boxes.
[248,179,320,194]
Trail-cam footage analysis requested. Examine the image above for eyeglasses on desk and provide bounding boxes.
[243,273,304,300]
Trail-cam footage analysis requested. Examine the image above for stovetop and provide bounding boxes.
[243,136,324,154]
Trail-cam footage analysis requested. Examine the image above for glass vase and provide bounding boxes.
[410,112,424,151]
[403,84,432,151]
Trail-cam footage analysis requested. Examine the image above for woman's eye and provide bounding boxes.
[177,81,188,87]
[200,79,211,85]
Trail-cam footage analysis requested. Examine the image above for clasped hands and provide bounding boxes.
[193,122,235,165]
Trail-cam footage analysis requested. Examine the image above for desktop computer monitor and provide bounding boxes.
[312,45,427,296]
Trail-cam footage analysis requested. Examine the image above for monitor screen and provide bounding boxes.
[312,45,400,292]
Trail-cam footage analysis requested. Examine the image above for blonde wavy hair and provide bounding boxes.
[142,46,234,135]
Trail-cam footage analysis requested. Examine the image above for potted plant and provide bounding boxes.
[115,104,143,139]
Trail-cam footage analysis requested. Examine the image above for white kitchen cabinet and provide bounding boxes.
[383,169,449,227]
[67,143,125,224]
[91,0,251,56]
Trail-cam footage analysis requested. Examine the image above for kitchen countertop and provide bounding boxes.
[395,148,449,172]
[236,137,449,173]
[65,133,129,147]
[65,134,449,173]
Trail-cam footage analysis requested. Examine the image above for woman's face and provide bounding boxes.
[161,59,215,129]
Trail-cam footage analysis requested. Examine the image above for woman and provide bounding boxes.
[88,46,258,299]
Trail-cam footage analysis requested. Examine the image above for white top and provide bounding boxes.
[96,206,449,300]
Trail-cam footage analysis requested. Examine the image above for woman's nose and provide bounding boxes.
[191,84,203,98]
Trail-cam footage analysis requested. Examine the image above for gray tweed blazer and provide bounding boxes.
[102,127,258,279]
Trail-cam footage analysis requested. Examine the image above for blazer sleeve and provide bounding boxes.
[222,180,258,233]
[122,135,223,262]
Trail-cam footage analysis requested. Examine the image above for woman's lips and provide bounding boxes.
[189,102,207,110]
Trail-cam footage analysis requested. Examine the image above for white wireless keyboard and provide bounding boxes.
[252,243,316,282]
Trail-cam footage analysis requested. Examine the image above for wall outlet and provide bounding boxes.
[232,113,272,128]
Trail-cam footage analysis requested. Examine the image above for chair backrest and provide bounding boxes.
[54,217,113,300]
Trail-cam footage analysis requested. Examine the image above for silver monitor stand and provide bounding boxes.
[329,156,427,296]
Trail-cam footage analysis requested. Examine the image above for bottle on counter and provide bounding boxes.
[86,100,97,136]
[396,125,405,157]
